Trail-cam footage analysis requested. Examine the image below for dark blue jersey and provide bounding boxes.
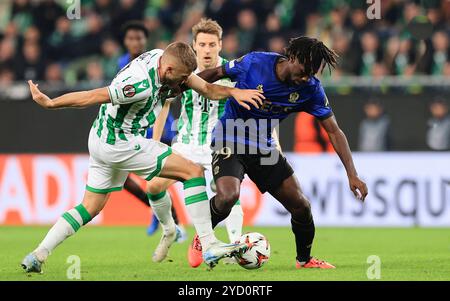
[212,52,333,151]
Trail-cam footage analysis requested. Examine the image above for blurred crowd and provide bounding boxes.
[0,0,449,86]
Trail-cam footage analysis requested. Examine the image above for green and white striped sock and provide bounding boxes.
[184,177,217,249]
[34,204,92,262]
[148,191,175,235]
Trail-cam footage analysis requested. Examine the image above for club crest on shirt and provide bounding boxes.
[123,85,136,97]
[288,92,300,103]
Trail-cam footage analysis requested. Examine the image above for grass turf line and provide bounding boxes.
[1,226,449,281]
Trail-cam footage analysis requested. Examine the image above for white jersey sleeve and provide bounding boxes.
[107,59,152,105]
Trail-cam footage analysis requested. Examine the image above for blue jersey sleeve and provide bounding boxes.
[304,84,333,120]
[223,53,253,82]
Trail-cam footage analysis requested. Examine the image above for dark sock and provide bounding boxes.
[291,217,315,263]
[124,177,149,207]
[210,196,231,228]
[171,205,179,225]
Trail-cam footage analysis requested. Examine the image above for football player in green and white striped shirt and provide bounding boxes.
[147,19,244,267]
[22,42,265,273]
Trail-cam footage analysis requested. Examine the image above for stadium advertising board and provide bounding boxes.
[0,153,449,227]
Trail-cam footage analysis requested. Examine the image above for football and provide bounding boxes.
[235,232,271,270]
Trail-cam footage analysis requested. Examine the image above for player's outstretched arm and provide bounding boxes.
[320,115,368,202]
[28,80,110,109]
[196,66,226,83]
[185,73,265,110]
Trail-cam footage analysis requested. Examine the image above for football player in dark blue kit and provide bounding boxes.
[188,37,368,269]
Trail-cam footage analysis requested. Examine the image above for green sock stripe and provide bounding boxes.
[235,200,241,205]
[75,204,92,225]
[62,212,80,232]
[183,177,206,189]
[148,191,166,201]
[185,192,208,205]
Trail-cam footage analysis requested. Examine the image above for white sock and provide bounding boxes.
[225,202,244,243]
[148,191,176,235]
[34,204,92,262]
[184,177,217,249]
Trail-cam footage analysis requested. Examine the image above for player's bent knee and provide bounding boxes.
[146,178,165,195]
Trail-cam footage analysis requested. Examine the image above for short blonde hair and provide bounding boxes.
[164,42,197,72]
[192,18,223,41]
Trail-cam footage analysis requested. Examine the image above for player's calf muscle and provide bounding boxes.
[215,177,241,212]
[81,191,109,217]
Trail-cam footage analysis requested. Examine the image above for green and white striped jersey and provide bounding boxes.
[177,57,234,146]
[93,49,168,145]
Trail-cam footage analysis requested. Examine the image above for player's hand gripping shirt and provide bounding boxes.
[211,52,333,151]
[93,49,175,145]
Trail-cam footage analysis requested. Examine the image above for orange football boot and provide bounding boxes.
[296,257,336,269]
[187,234,203,268]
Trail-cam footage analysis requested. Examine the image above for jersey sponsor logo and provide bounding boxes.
[134,144,141,151]
[260,100,294,114]
[123,85,136,98]
[256,84,264,92]
[288,92,300,103]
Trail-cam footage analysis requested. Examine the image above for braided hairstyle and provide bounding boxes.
[285,36,338,76]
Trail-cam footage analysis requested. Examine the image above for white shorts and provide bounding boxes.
[171,142,213,170]
[86,128,172,193]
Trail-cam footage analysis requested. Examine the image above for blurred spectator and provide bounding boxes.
[427,97,450,151]
[0,0,448,85]
[267,36,285,54]
[332,32,358,75]
[0,38,16,68]
[44,62,63,83]
[255,13,283,51]
[111,0,146,35]
[14,41,45,80]
[221,32,239,60]
[10,0,33,34]
[86,61,104,83]
[384,36,417,76]
[47,16,75,61]
[430,31,449,75]
[23,26,40,45]
[100,37,121,80]
[358,99,391,152]
[31,0,64,36]
[359,31,383,76]
[0,67,15,85]
[236,9,257,55]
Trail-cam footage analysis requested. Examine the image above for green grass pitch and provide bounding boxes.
[1,226,449,281]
